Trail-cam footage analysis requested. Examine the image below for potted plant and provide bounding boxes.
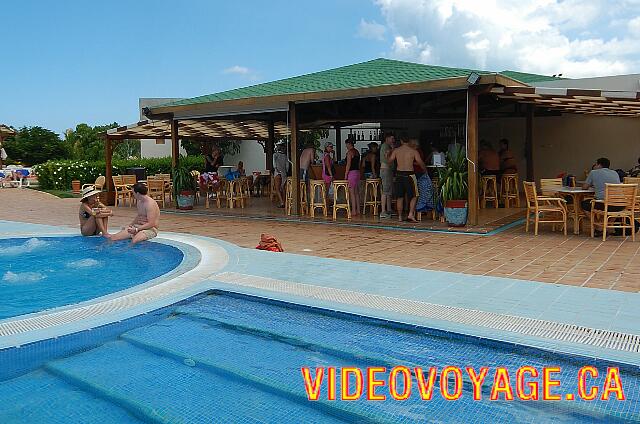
[173,161,197,210]
[438,145,469,226]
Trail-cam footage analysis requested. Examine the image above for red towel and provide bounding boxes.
[256,234,284,252]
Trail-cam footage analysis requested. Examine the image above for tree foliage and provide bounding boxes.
[64,122,139,161]
[181,138,241,157]
[3,126,67,165]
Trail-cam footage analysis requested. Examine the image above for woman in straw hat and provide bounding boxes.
[79,186,112,237]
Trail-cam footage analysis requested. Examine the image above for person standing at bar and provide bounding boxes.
[390,135,426,222]
[379,133,395,219]
[344,139,361,216]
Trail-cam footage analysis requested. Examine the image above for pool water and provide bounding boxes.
[0,292,636,423]
[0,236,183,319]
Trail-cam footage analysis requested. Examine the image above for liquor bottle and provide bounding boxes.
[369,131,372,141]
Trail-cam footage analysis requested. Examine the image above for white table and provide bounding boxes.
[557,187,595,234]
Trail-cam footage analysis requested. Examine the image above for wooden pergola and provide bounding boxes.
[103,119,290,204]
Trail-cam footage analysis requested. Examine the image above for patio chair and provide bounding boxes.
[112,175,133,207]
[624,177,640,227]
[82,175,105,191]
[147,179,165,208]
[539,178,563,196]
[590,183,637,241]
[523,181,567,236]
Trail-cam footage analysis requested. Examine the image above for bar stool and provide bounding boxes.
[332,180,351,219]
[239,177,251,208]
[309,179,327,217]
[500,174,520,208]
[481,175,498,209]
[226,179,244,208]
[284,177,293,215]
[299,180,309,215]
[270,175,277,201]
[363,178,382,216]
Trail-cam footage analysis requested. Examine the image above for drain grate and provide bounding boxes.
[214,272,640,354]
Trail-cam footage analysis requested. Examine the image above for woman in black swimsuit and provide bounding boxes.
[79,186,112,237]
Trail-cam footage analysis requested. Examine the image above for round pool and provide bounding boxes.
[0,236,184,320]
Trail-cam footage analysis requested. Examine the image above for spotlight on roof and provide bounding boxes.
[467,72,480,85]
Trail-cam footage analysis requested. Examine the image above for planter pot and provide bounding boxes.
[176,191,195,210]
[71,180,81,194]
[444,200,468,226]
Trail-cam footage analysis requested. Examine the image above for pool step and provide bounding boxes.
[121,316,399,423]
[45,340,342,424]
[0,369,141,423]
[173,294,639,423]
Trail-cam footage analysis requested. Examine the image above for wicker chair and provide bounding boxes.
[539,178,563,196]
[82,175,105,191]
[590,183,637,241]
[147,179,166,208]
[523,181,567,236]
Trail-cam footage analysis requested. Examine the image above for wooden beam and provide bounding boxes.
[171,119,179,168]
[335,125,342,161]
[267,121,275,171]
[289,102,300,215]
[466,89,479,226]
[525,104,534,181]
[104,138,115,206]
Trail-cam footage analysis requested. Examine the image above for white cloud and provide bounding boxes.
[374,0,640,77]
[223,65,250,75]
[357,19,387,40]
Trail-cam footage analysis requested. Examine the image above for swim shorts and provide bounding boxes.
[394,171,416,199]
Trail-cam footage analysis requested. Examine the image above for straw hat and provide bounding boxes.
[80,185,101,201]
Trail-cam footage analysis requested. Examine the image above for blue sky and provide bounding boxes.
[2,0,640,135]
[1,0,387,134]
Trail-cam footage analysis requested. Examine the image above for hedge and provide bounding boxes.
[34,156,205,190]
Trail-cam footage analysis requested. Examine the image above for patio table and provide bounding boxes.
[557,186,595,235]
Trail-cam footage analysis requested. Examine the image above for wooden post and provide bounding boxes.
[289,102,300,215]
[525,104,534,182]
[335,125,342,160]
[266,121,275,171]
[104,138,115,206]
[467,89,479,226]
[171,119,179,168]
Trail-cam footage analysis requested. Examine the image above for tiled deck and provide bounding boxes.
[1,188,639,292]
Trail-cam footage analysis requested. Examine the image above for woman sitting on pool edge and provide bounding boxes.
[79,186,113,237]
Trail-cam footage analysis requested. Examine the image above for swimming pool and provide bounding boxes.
[0,291,636,423]
[0,236,183,320]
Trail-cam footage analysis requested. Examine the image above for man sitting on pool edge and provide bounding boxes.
[111,182,160,244]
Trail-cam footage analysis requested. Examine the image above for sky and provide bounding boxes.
[2,0,640,135]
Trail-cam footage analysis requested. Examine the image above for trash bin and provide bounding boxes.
[126,167,146,182]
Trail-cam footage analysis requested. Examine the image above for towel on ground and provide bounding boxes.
[256,234,284,252]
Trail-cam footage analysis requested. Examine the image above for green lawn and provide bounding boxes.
[30,187,80,199]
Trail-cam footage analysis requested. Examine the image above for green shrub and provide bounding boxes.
[34,156,204,190]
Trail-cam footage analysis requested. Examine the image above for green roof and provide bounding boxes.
[500,70,563,84]
[157,58,491,108]
[154,58,562,110]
